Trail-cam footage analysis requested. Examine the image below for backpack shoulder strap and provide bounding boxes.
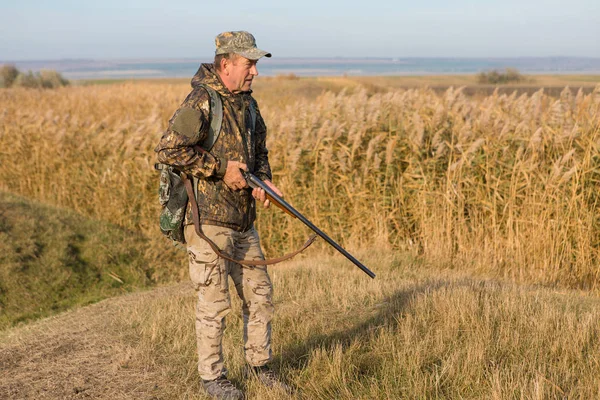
[198,84,223,151]
[248,99,257,131]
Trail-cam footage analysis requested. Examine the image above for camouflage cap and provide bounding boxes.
[215,31,271,60]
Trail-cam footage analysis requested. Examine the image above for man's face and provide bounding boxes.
[224,56,259,93]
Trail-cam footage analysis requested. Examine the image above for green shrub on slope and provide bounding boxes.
[0,191,156,329]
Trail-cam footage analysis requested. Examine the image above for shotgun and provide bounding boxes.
[243,171,376,279]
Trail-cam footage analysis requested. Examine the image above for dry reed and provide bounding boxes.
[1,82,599,288]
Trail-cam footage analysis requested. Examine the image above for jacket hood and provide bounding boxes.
[191,63,240,97]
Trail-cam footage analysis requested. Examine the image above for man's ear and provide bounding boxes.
[220,58,230,75]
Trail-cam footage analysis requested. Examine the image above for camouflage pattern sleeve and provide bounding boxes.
[252,100,272,182]
[155,89,227,179]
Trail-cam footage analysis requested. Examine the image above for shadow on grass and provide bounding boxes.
[273,278,480,375]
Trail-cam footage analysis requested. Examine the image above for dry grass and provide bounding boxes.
[2,254,599,399]
[0,283,183,399]
[1,80,600,290]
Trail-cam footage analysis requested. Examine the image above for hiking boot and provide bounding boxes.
[250,365,292,392]
[202,375,243,400]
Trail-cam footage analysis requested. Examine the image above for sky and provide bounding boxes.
[0,0,599,60]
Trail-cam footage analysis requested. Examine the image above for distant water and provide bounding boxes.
[5,57,600,80]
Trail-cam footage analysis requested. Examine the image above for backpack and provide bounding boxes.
[156,84,255,244]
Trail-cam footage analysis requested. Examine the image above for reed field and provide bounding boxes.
[1,77,600,398]
[1,78,600,288]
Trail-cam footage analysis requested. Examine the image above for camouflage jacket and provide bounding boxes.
[154,63,272,232]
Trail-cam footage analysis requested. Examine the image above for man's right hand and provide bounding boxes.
[223,161,248,191]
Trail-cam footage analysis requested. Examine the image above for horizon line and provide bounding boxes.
[3,55,600,63]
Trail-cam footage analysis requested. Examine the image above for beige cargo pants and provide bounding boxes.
[184,224,274,381]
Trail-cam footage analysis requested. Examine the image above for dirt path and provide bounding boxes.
[0,283,193,400]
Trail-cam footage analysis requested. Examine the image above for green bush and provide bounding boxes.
[1,65,69,89]
[13,71,42,88]
[477,68,525,84]
[39,69,70,88]
[0,65,19,88]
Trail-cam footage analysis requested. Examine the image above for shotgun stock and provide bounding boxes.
[243,171,376,279]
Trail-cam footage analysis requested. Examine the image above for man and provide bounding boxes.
[155,31,286,400]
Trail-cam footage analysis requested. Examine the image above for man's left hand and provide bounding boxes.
[252,180,283,209]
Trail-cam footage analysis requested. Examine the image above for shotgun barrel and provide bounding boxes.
[243,171,376,279]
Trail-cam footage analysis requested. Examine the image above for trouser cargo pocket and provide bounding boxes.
[188,251,221,289]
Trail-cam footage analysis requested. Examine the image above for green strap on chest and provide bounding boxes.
[198,84,257,151]
[194,85,257,199]
[198,84,223,151]
[248,101,256,133]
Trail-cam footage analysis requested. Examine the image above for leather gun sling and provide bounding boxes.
[182,173,317,266]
